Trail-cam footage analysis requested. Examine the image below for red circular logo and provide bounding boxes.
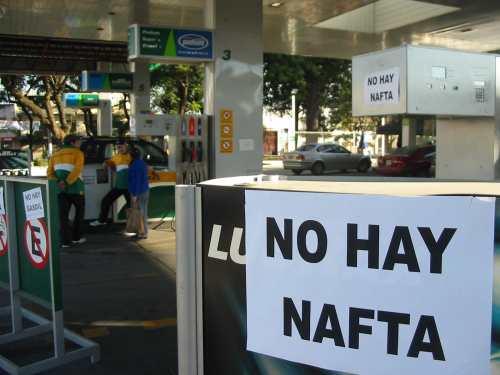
[0,214,8,256]
[23,219,50,270]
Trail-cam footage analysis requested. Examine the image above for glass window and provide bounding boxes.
[133,141,168,165]
[297,144,316,152]
[81,140,105,164]
[317,145,331,153]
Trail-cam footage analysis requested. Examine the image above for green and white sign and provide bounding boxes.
[64,93,100,108]
[128,24,213,62]
[81,71,134,92]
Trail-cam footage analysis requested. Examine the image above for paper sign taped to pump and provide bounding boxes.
[245,190,495,375]
[0,187,4,215]
[364,67,400,105]
[23,187,44,220]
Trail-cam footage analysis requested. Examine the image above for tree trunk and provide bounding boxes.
[303,80,321,132]
[177,81,188,117]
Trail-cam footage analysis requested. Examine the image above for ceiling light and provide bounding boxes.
[270,2,282,7]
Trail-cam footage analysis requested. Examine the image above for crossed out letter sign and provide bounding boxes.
[23,219,49,270]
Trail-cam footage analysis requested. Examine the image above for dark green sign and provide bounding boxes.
[81,71,134,92]
[13,181,62,310]
[128,24,213,62]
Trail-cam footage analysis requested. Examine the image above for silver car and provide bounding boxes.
[282,143,371,175]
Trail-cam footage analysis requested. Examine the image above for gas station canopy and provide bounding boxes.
[1,0,500,60]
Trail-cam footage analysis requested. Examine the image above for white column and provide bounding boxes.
[129,0,150,119]
[204,0,263,177]
[97,99,112,136]
[436,118,498,180]
[401,118,417,148]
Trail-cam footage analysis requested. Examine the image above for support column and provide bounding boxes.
[129,0,150,119]
[401,118,417,148]
[436,118,498,180]
[204,0,263,177]
[130,61,151,117]
[97,99,112,136]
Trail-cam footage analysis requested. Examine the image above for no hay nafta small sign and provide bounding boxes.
[245,191,495,374]
[128,24,213,62]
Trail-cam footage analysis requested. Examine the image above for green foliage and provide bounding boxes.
[150,64,204,115]
[264,54,352,131]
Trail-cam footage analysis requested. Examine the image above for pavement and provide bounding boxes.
[0,221,178,375]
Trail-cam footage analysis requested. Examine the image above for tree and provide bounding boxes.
[1,75,77,140]
[150,64,204,116]
[264,54,352,131]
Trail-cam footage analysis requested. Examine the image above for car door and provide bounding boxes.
[336,145,357,169]
[319,145,343,171]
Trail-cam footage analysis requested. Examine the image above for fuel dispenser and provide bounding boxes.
[130,113,211,184]
[352,44,497,180]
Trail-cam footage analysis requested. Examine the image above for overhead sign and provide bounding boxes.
[81,71,134,92]
[128,24,213,62]
[364,67,400,105]
[64,93,99,108]
[0,214,7,256]
[23,187,44,220]
[23,219,49,270]
[245,190,494,374]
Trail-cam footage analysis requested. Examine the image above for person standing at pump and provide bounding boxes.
[90,140,131,226]
[47,135,86,248]
[128,147,150,239]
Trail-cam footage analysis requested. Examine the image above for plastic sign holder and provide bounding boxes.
[0,177,99,375]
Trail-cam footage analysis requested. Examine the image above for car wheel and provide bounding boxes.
[311,162,325,175]
[357,159,371,173]
[292,169,302,175]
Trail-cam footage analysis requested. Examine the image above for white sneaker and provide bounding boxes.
[72,238,87,245]
[90,220,106,227]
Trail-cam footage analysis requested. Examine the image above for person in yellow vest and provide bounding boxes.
[47,135,86,248]
[90,140,132,226]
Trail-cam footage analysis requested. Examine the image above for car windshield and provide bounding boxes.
[297,144,316,152]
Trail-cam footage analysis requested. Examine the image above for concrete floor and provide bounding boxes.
[0,222,178,375]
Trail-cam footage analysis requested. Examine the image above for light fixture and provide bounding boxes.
[270,2,282,7]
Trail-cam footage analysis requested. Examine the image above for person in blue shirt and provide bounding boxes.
[128,147,150,239]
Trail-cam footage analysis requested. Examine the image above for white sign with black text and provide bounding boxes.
[245,191,494,375]
[23,187,44,220]
[364,67,400,105]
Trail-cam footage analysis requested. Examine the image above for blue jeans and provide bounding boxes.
[137,191,149,236]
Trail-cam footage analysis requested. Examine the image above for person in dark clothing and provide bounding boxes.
[47,135,86,248]
[128,147,150,239]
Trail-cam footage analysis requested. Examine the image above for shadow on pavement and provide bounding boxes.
[0,222,178,375]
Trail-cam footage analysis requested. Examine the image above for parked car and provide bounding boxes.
[282,143,371,175]
[375,144,435,177]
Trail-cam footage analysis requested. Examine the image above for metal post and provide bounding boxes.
[5,181,22,334]
[176,185,198,375]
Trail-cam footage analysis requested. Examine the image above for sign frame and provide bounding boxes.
[128,23,214,63]
[0,176,100,374]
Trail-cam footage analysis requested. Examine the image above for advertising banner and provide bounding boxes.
[201,185,499,375]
